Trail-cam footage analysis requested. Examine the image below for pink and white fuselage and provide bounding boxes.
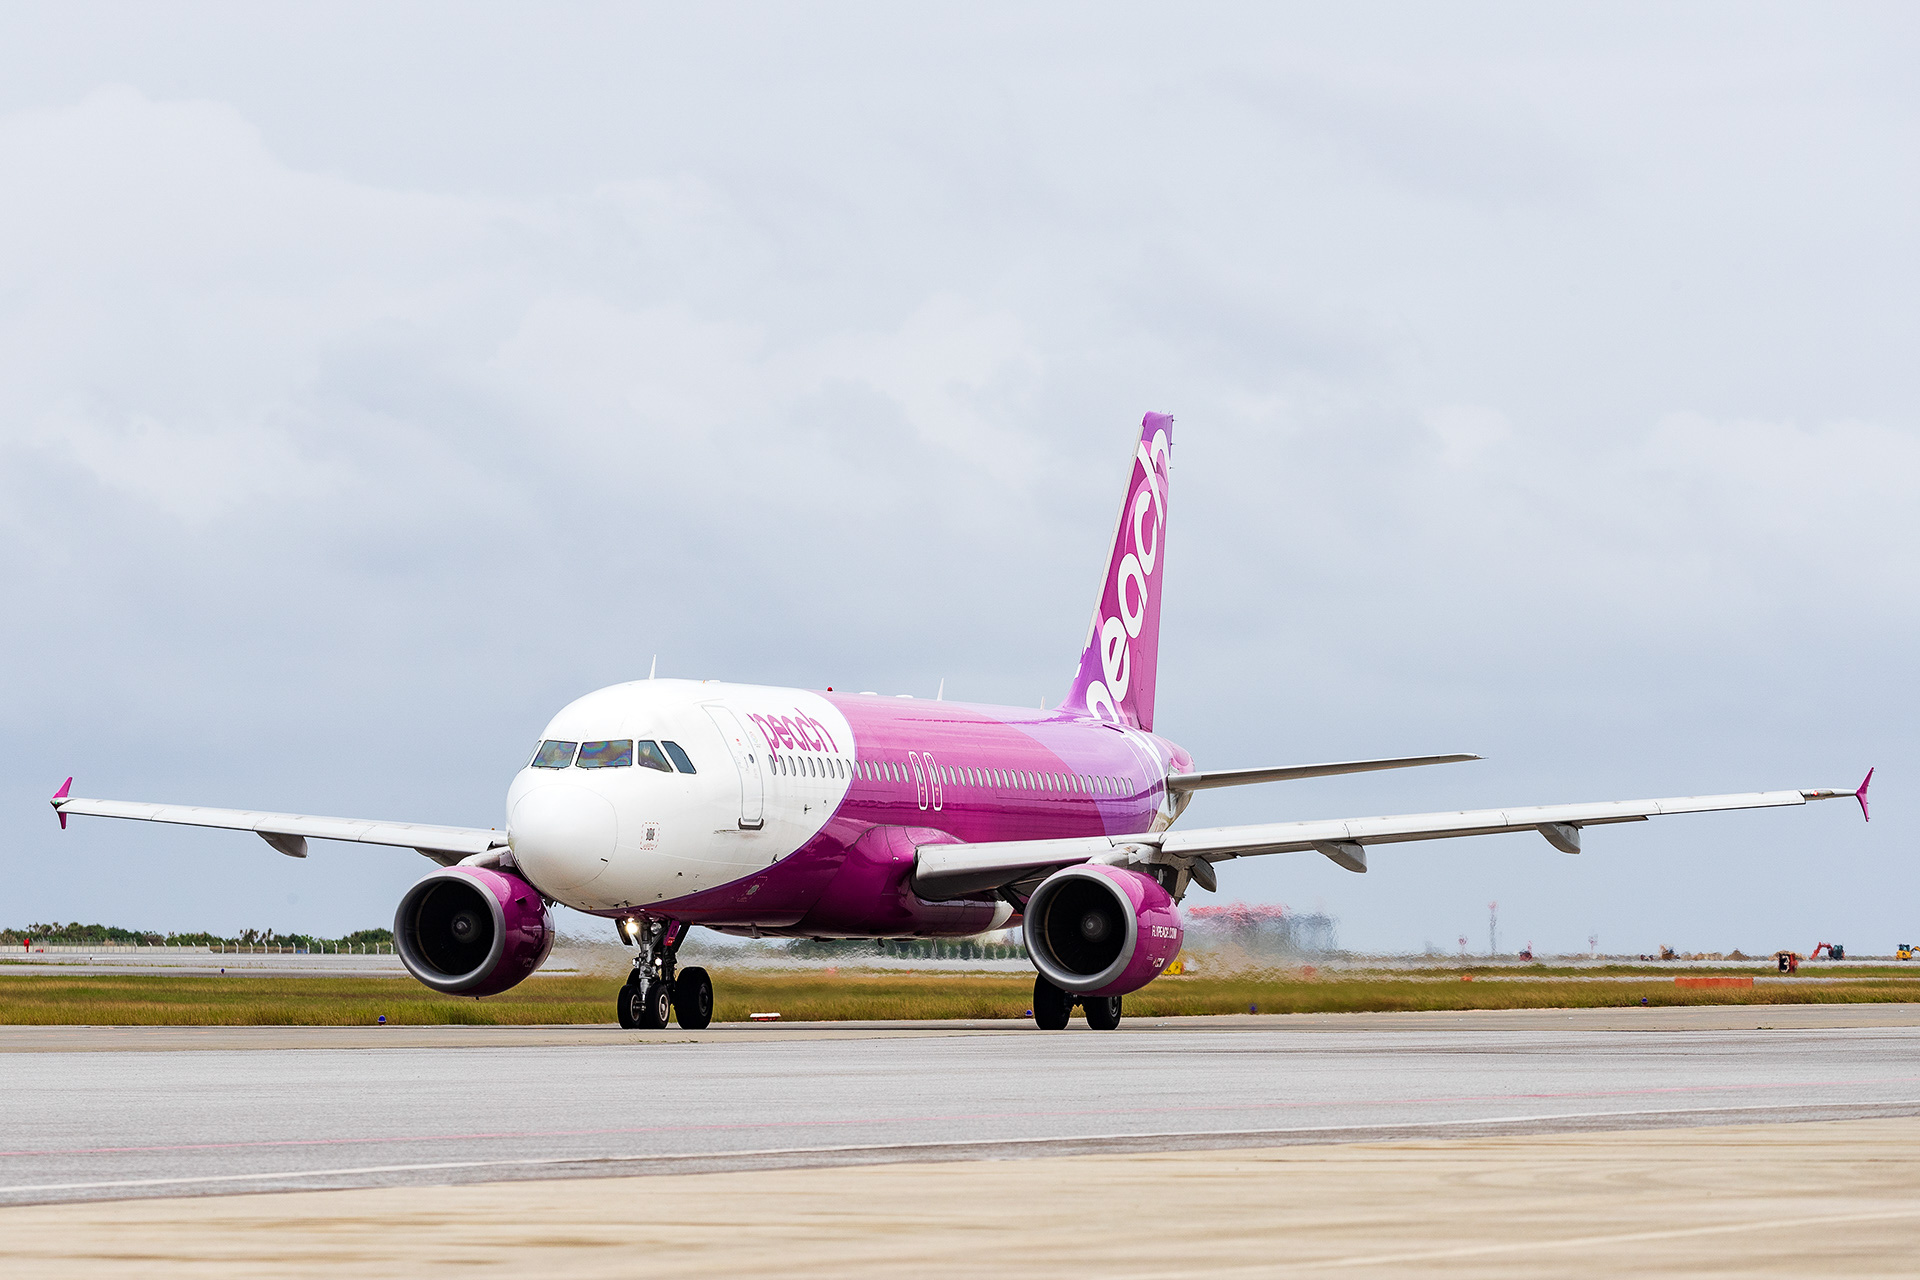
[508,680,1192,937]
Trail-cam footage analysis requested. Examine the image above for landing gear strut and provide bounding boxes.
[617,919,712,1030]
[1032,975,1122,1031]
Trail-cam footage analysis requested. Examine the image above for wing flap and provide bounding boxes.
[53,795,507,858]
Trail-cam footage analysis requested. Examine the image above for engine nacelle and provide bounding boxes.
[1025,864,1183,997]
[394,866,554,997]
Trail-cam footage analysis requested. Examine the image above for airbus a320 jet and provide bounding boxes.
[52,413,1871,1030]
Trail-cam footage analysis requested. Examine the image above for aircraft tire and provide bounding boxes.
[1032,975,1072,1030]
[616,982,641,1029]
[1083,995,1122,1031]
[675,967,714,1029]
[638,980,671,1029]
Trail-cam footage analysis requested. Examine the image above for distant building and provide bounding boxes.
[1183,903,1339,956]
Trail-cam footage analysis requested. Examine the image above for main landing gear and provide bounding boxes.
[617,918,713,1030]
[1032,974,1122,1031]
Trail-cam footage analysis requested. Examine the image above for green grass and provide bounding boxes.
[4,968,1920,1026]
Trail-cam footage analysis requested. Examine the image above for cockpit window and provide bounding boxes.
[661,740,695,774]
[577,740,634,769]
[634,740,673,773]
[532,740,577,769]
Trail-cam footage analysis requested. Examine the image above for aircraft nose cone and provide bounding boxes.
[510,785,617,892]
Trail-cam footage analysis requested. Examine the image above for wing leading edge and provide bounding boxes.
[52,782,507,865]
[1165,753,1480,792]
[911,776,1872,900]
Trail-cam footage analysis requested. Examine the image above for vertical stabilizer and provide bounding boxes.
[1063,413,1173,729]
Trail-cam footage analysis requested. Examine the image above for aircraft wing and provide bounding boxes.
[51,780,508,865]
[911,776,1872,900]
[1165,753,1479,791]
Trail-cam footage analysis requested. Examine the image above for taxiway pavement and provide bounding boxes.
[3,1004,1918,1206]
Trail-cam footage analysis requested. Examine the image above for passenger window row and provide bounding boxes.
[763,752,1128,796]
[772,753,848,780]
[530,739,697,774]
[849,759,1127,796]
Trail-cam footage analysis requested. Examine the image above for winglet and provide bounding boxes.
[1856,767,1873,823]
[52,777,72,829]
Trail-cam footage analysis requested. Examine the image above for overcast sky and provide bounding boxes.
[2,3,1912,956]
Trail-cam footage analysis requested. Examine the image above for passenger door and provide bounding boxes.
[704,706,766,830]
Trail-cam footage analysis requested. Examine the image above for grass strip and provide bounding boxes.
[4,970,1920,1026]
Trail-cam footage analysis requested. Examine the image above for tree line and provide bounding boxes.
[3,922,395,949]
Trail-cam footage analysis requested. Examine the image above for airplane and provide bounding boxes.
[50,412,1872,1031]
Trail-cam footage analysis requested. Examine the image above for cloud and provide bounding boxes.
[0,10,1912,954]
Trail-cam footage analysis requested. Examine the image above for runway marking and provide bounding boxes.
[1258,1207,1920,1271]
[3,1071,1915,1160]
[4,1100,1918,1200]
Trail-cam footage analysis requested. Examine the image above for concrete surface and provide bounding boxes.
[2,1116,1917,1277]
[2,999,1916,1052]
[3,1006,1917,1206]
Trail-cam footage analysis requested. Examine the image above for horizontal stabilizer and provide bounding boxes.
[1166,754,1479,792]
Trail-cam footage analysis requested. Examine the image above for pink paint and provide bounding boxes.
[1856,767,1873,822]
[1027,863,1184,998]
[53,776,71,829]
[643,690,1192,934]
[790,825,1001,938]
[746,708,840,757]
[393,866,554,998]
[1063,412,1173,731]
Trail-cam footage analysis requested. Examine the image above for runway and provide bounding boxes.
[4,1004,1918,1207]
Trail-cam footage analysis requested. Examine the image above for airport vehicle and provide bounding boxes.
[1810,942,1845,960]
[50,413,1873,1030]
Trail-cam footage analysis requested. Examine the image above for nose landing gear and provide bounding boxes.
[1031,974,1122,1030]
[619,978,670,1029]
[617,918,714,1030]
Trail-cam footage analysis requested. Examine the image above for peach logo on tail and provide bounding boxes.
[1084,426,1169,723]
